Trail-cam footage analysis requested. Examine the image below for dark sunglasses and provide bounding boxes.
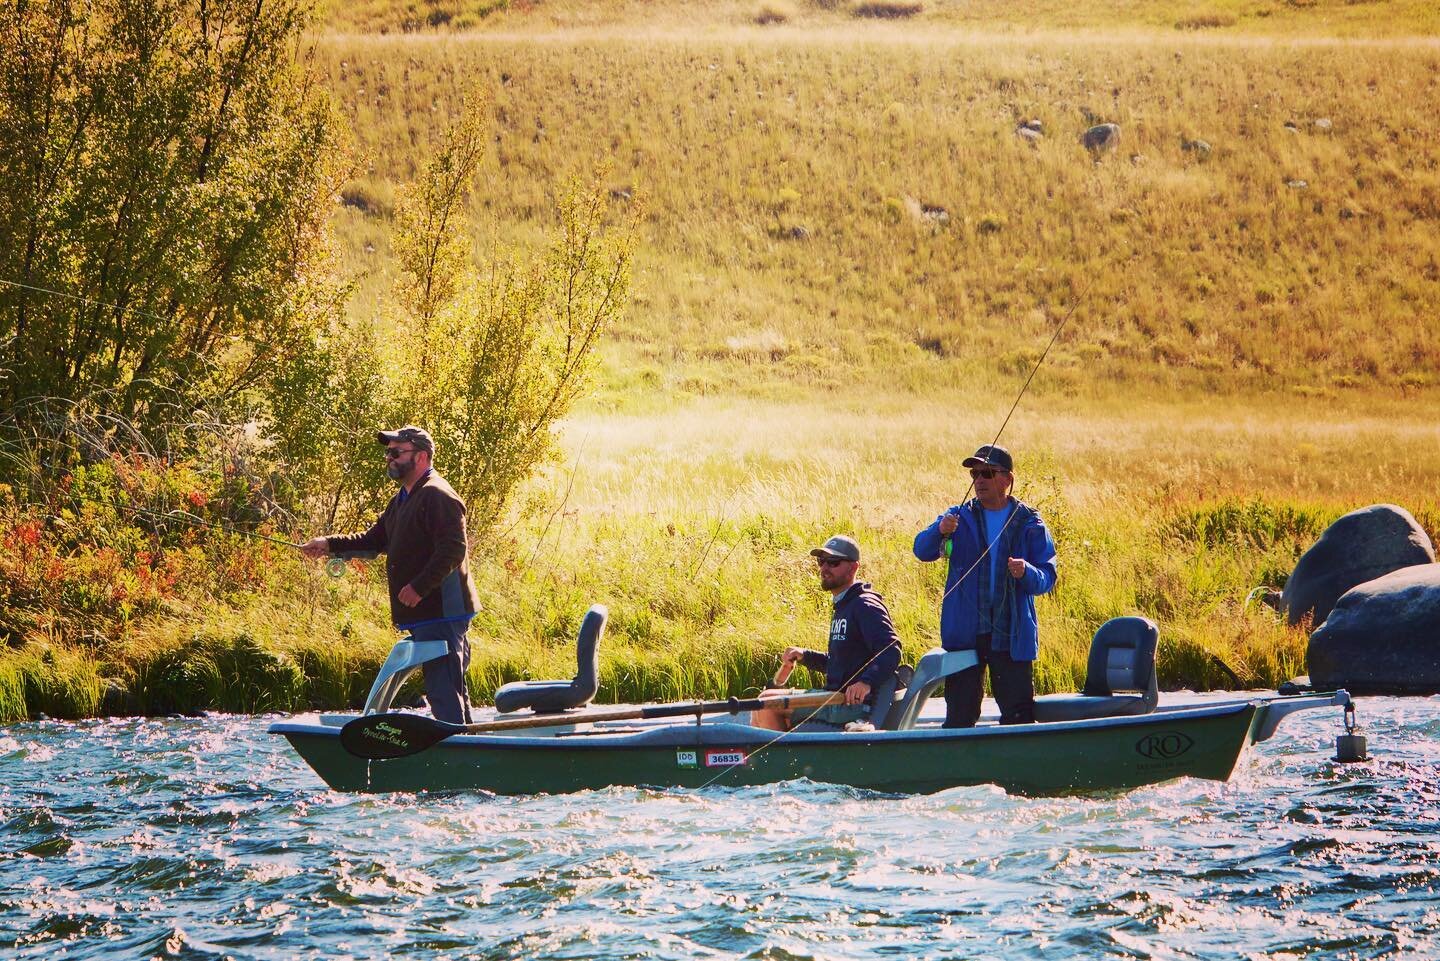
[384,447,419,460]
[969,467,1008,480]
[816,557,851,569]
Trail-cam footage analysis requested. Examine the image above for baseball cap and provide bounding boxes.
[809,534,860,562]
[961,444,1013,472]
[375,425,435,454]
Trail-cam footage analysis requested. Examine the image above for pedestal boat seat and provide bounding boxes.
[882,616,1160,730]
[493,604,606,714]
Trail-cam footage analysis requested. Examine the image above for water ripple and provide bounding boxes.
[1,698,1438,959]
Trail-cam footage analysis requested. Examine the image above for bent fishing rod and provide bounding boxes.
[697,286,1093,787]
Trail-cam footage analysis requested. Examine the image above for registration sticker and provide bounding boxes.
[705,750,747,768]
[676,750,698,768]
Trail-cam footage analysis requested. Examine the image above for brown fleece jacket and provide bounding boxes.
[324,471,479,627]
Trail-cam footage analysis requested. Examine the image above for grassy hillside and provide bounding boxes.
[4,4,1438,720]
[317,23,1440,404]
[318,0,1440,38]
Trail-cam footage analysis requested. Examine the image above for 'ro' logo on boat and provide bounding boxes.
[1135,731,1195,760]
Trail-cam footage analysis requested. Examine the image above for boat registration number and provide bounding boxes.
[675,749,749,768]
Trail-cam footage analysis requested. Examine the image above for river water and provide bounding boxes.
[2,696,1438,960]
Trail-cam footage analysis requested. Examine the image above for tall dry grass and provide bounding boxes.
[316,26,1440,402]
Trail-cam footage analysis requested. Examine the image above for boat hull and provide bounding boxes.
[270,697,1315,796]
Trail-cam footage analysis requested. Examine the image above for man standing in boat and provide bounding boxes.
[300,426,478,724]
[913,444,1057,727]
[752,535,902,731]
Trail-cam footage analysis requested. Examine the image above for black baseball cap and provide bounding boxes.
[376,425,434,454]
[962,444,1013,472]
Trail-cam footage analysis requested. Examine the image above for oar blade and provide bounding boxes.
[340,712,463,760]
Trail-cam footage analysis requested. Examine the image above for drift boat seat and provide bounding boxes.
[494,605,606,714]
[883,615,1160,730]
[1031,616,1158,722]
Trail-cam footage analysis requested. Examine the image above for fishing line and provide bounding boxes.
[698,284,1095,788]
[935,277,1095,609]
[0,277,177,324]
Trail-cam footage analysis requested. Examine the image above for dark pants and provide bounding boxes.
[942,635,1035,728]
[408,620,472,725]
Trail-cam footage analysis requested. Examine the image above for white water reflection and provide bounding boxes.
[0,698,1437,959]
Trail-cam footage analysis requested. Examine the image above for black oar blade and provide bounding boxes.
[340,712,463,760]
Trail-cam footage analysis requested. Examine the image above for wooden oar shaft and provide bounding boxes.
[454,691,841,734]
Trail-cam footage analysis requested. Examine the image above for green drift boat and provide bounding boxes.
[270,607,1353,796]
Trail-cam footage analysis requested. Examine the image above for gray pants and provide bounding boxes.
[408,620,472,724]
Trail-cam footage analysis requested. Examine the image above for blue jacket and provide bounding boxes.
[912,498,1057,661]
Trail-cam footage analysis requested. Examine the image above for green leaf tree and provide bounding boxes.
[387,93,636,538]
[0,0,341,428]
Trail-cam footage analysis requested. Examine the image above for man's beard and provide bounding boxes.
[386,460,406,481]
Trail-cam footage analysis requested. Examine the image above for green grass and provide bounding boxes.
[2,6,1438,719]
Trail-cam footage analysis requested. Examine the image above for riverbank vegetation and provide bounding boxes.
[2,0,1437,720]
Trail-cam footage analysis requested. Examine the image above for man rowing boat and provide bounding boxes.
[751,535,902,732]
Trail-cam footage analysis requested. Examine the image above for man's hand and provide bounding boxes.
[1007,557,1026,579]
[397,584,422,607]
[939,513,958,536]
[299,537,328,560]
[843,680,871,705]
[781,646,805,666]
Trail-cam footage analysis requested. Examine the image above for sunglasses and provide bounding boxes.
[969,467,1008,480]
[816,557,851,569]
[384,447,420,460]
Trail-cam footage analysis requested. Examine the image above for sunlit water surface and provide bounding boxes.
[3,697,1438,960]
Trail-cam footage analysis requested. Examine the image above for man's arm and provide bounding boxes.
[312,509,390,558]
[854,596,903,689]
[1015,521,1058,596]
[914,509,957,562]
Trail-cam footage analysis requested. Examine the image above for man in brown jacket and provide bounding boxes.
[301,426,479,723]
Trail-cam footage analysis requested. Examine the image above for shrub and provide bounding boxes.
[1175,13,1237,29]
[754,2,795,24]
[133,632,305,715]
[852,1,923,18]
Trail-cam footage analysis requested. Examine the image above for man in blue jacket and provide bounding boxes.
[752,534,902,732]
[913,444,1057,727]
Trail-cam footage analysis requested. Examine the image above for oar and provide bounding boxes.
[340,690,840,760]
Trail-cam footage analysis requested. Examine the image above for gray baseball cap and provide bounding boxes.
[810,534,860,562]
[376,425,434,454]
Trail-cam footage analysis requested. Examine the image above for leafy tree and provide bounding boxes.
[385,93,636,538]
[0,0,341,428]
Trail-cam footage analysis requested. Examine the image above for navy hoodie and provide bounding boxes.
[798,582,902,699]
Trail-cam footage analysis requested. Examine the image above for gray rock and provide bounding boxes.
[1082,123,1121,154]
[1308,563,1440,695]
[1023,119,1043,133]
[1181,138,1212,157]
[787,225,811,240]
[1016,125,1042,143]
[1313,117,1332,131]
[1287,179,1309,190]
[1282,504,1436,627]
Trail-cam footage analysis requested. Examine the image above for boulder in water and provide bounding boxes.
[1308,563,1440,695]
[1282,504,1435,627]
